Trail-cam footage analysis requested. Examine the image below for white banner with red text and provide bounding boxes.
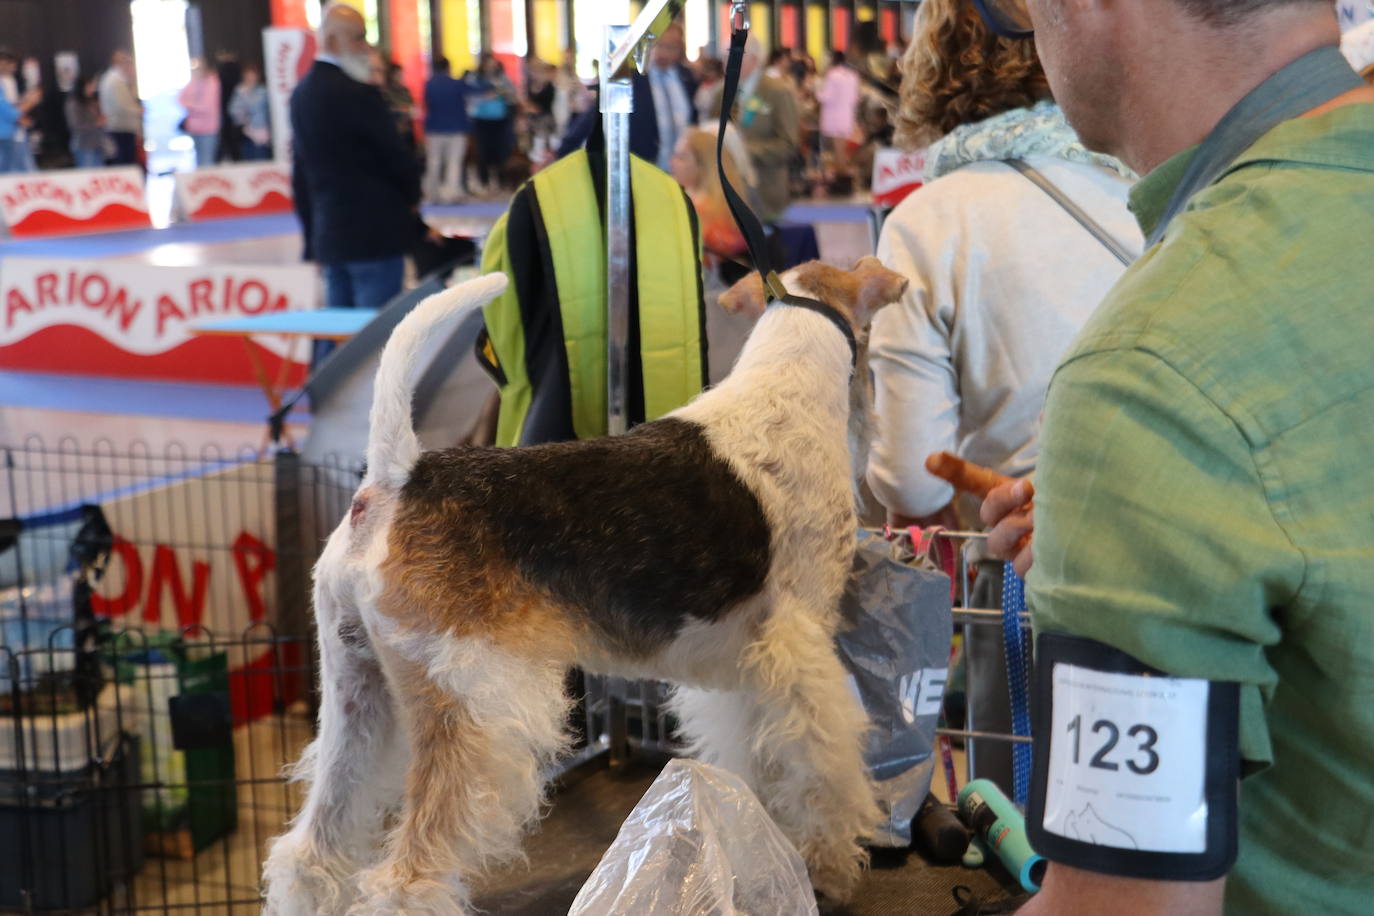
[263,27,317,163]
[174,162,294,221]
[0,167,151,237]
[92,460,302,723]
[0,257,315,384]
[871,148,926,209]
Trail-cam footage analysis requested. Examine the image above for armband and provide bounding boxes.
[1026,632,1239,881]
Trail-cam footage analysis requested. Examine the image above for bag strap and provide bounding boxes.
[716,7,857,366]
[1004,158,1134,267]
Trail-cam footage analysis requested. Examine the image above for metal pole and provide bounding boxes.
[591,0,683,768]
[602,23,634,438]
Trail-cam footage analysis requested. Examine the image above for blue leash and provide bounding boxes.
[1002,562,1033,805]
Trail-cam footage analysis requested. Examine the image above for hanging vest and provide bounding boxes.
[477,149,707,446]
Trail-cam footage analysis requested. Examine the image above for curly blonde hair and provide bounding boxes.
[894,0,1051,150]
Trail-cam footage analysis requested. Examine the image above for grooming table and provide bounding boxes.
[472,754,1020,916]
[189,308,379,445]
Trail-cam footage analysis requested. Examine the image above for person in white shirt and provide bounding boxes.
[99,50,143,165]
[866,0,1142,793]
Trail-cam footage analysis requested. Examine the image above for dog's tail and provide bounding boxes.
[365,272,509,488]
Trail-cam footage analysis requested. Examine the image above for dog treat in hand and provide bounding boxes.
[924,452,1007,498]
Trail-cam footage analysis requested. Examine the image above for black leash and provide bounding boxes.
[715,7,858,366]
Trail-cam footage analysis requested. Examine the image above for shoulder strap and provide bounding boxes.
[1004,158,1133,267]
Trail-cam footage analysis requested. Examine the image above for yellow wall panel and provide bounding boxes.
[440,0,475,73]
[750,2,770,49]
[806,4,826,65]
[532,0,563,62]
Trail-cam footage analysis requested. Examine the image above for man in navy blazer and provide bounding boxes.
[290,3,419,317]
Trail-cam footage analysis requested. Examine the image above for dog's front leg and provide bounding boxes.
[349,635,572,916]
[738,593,883,904]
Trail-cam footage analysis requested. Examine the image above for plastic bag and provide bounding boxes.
[836,529,954,846]
[569,759,819,916]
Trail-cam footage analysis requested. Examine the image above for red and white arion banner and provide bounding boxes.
[0,167,151,237]
[91,460,303,722]
[871,148,927,209]
[174,162,294,221]
[0,256,315,385]
[264,26,317,163]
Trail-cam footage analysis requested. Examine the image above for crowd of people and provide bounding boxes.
[176,51,273,168]
[407,24,901,211]
[283,4,904,329]
[0,16,900,204]
[0,45,274,174]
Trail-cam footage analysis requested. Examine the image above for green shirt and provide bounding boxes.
[1029,103,1374,916]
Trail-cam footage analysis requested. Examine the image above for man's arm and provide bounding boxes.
[1020,865,1225,916]
[1016,347,1300,915]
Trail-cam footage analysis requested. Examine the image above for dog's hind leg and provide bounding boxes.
[738,595,882,904]
[263,579,404,916]
[669,685,758,782]
[349,633,572,916]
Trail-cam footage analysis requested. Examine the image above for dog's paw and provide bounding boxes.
[804,837,870,905]
[262,832,353,916]
[348,866,471,916]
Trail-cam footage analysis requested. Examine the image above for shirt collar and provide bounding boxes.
[1128,144,1198,240]
[316,52,341,67]
[1129,102,1374,239]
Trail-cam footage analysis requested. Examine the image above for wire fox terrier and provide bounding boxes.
[263,257,908,914]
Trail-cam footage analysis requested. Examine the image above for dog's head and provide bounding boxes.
[719,257,908,493]
[718,257,908,331]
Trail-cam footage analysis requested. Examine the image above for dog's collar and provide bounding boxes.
[767,294,859,367]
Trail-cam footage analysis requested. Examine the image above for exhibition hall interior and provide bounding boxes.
[1,0,1371,913]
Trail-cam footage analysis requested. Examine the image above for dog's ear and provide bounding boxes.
[852,257,909,317]
[719,271,767,319]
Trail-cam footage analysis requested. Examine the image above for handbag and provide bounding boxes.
[835,528,954,847]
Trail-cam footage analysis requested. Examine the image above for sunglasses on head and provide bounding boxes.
[971,0,1034,38]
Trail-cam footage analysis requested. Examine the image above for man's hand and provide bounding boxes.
[924,452,1034,576]
[982,478,1034,577]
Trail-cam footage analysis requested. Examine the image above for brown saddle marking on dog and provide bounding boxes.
[376,418,772,657]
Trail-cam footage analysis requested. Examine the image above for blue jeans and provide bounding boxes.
[192,133,219,168]
[72,146,104,169]
[316,256,405,365]
[10,136,34,172]
[108,131,138,165]
[0,139,16,173]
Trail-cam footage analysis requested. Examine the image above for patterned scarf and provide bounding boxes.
[924,100,1135,181]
